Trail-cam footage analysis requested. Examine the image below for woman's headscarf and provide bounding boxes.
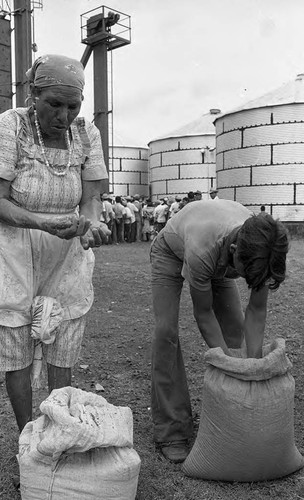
[26,54,85,91]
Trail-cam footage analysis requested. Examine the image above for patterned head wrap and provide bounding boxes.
[26,54,85,91]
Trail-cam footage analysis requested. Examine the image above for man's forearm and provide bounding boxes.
[195,310,230,355]
[244,305,266,358]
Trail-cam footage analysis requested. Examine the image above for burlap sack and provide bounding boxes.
[19,415,141,500]
[37,387,133,459]
[182,338,304,482]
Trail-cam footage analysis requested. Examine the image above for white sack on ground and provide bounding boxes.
[19,416,141,500]
[182,338,304,482]
[36,386,133,458]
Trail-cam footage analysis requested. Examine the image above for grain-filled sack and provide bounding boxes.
[37,386,133,459]
[19,416,141,500]
[182,338,304,482]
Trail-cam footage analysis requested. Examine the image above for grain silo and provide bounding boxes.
[108,132,149,198]
[214,73,304,221]
[148,109,220,201]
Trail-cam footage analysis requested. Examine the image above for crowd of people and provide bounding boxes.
[100,187,220,244]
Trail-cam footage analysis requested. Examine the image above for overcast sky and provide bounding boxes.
[30,0,304,146]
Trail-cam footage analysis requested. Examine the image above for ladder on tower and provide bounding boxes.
[108,49,114,193]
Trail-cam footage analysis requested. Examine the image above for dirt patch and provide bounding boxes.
[1,239,304,499]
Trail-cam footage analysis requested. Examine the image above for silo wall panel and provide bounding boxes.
[180,163,216,178]
[151,165,179,181]
[216,130,242,153]
[273,104,304,123]
[140,149,149,160]
[216,108,272,133]
[114,187,127,197]
[273,143,304,164]
[119,158,147,172]
[130,184,149,196]
[244,123,304,147]
[217,187,235,200]
[112,171,141,184]
[217,167,250,187]
[235,185,294,205]
[149,153,162,168]
[179,135,214,149]
[223,146,271,168]
[141,172,149,185]
[205,148,216,163]
[272,205,304,221]
[149,135,215,154]
[151,180,167,195]
[252,165,304,185]
[217,152,224,169]
[162,150,202,166]
[112,158,122,171]
[149,139,176,154]
[295,184,304,203]
[168,178,210,194]
[113,184,149,197]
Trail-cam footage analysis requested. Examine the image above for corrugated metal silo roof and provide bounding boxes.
[149,108,221,143]
[216,73,304,120]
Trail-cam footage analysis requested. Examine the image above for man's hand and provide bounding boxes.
[80,222,111,249]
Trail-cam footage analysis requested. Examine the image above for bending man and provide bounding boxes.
[150,199,289,463]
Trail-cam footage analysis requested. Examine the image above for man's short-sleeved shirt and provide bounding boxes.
[162,199,252,292]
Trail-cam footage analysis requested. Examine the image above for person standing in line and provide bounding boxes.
[169,196,182,219]
[126,195,138,243]
[100,193,115,244]
[153,198,169,233]
[142,199,155,241]
[179,196,189,210]
[260,205,267,216]
[150,199,289,463]
[209,188,219,200]
[122,198,132,243]
[133,194,143,242]
[187,191,195,203]
[112,195,126,243]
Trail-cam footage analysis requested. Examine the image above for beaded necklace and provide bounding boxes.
[33,108,72,177]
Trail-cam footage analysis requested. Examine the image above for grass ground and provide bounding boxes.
[1,238,304,499]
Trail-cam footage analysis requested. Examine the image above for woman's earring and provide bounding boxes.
[33,97,39,110]
[25,93,33,106]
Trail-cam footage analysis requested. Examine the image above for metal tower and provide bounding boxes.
[80,6,131,189]
[0,0,42,111]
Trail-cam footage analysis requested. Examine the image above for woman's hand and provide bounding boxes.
[80,222,111,249]
[41,215,92,239]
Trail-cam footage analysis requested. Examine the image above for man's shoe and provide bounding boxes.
[159,441,189,463]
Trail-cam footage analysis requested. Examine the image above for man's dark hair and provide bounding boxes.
[260,205,266,212]
[237,214,289,291]
[115,196,122,203]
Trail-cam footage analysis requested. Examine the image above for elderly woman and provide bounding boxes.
[0,54,110,433]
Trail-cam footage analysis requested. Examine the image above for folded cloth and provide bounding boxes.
[30,296,64,389]
[31,296,63,344]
